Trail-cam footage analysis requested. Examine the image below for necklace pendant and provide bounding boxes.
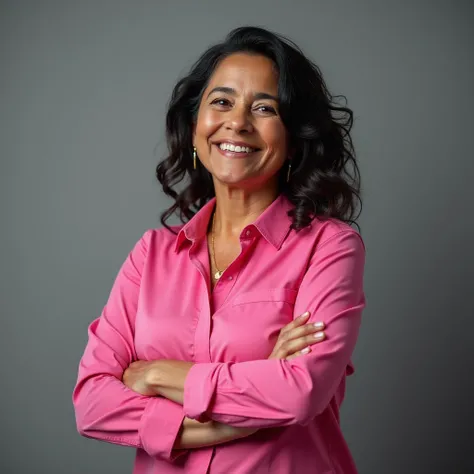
[214,270,223,280]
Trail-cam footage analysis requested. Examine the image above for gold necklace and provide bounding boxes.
[211,211,224,280]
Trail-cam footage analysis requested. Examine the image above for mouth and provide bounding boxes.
[214,141,261,158]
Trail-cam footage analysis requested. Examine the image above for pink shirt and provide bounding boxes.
[73,194,366,473]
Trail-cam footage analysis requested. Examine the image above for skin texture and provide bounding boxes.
[193,53,288,196]
[123,359,191,403]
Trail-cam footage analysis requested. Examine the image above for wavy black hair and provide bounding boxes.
[156,26,361,232]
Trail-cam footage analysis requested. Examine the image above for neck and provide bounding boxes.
[211,184,279,239]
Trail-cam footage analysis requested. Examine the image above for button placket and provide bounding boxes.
[188,239,213,363]
[213,230,257,305]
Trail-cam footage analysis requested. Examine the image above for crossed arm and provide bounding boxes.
[72,229,365,460]
[121,358,257,450]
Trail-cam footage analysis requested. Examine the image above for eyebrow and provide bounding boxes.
[206,86,278,102]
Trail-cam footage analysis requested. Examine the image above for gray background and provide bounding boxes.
[2,1,473,473]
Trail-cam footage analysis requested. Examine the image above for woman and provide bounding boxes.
[73,26,365,474]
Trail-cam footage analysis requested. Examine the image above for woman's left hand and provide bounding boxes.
[122,360,160,396]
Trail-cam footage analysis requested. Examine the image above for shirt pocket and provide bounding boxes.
[213,288,299,362]
[232,287,298,307]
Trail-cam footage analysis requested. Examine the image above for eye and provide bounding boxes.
[210,98,231,107]
[255,104,277,114]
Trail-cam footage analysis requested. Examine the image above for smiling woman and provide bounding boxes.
[73,26,365,474]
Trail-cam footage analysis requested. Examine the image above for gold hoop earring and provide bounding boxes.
[286,161,292,183]
[193,147,197,170]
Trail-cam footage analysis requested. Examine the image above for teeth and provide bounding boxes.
[219,143,255,153]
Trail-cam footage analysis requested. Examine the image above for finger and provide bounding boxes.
[280,311,311,336]
[281,331,326,359]
[273,320,324,356]
[285,321,325,342]
[286,346,312,361]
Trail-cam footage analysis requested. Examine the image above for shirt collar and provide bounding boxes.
[174,194,294,253]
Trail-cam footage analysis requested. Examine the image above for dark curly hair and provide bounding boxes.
[156,26,361,232]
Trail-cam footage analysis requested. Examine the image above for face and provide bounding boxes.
[193,53,288,192]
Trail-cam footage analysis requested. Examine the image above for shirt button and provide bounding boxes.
[245,230,251,237]
[228,276,233,281]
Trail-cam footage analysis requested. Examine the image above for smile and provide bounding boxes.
[219,142,257,153]
[215,141,260,158]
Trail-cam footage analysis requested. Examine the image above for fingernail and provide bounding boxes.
[300,311,310,319]
[313,322,324,329]
[314,331,325,339]
[301,347,311,354]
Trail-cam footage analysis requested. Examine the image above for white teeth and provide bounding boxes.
[219,143,255,153]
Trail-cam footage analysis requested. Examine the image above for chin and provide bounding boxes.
[215,175,249,187]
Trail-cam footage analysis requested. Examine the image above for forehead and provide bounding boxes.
[206,53,279,94]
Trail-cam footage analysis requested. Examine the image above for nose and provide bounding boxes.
[225,105,254,134]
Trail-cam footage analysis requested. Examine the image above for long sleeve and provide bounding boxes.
[183,230,366,429]
[72,230,186,461]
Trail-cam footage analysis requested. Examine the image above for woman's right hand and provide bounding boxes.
[268,311,326,360]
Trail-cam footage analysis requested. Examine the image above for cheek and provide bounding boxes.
[195,110,221,140]
[263,123,288,156]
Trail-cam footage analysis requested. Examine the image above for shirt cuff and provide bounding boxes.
[183,363,219,422]
[139,396,187,461]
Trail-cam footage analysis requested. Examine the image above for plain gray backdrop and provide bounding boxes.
[2,1,473,473]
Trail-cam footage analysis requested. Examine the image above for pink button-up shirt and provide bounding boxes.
[73,194,366,473]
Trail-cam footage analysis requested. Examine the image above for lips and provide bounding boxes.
[213,140,261,158]
[219,142,257,153]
